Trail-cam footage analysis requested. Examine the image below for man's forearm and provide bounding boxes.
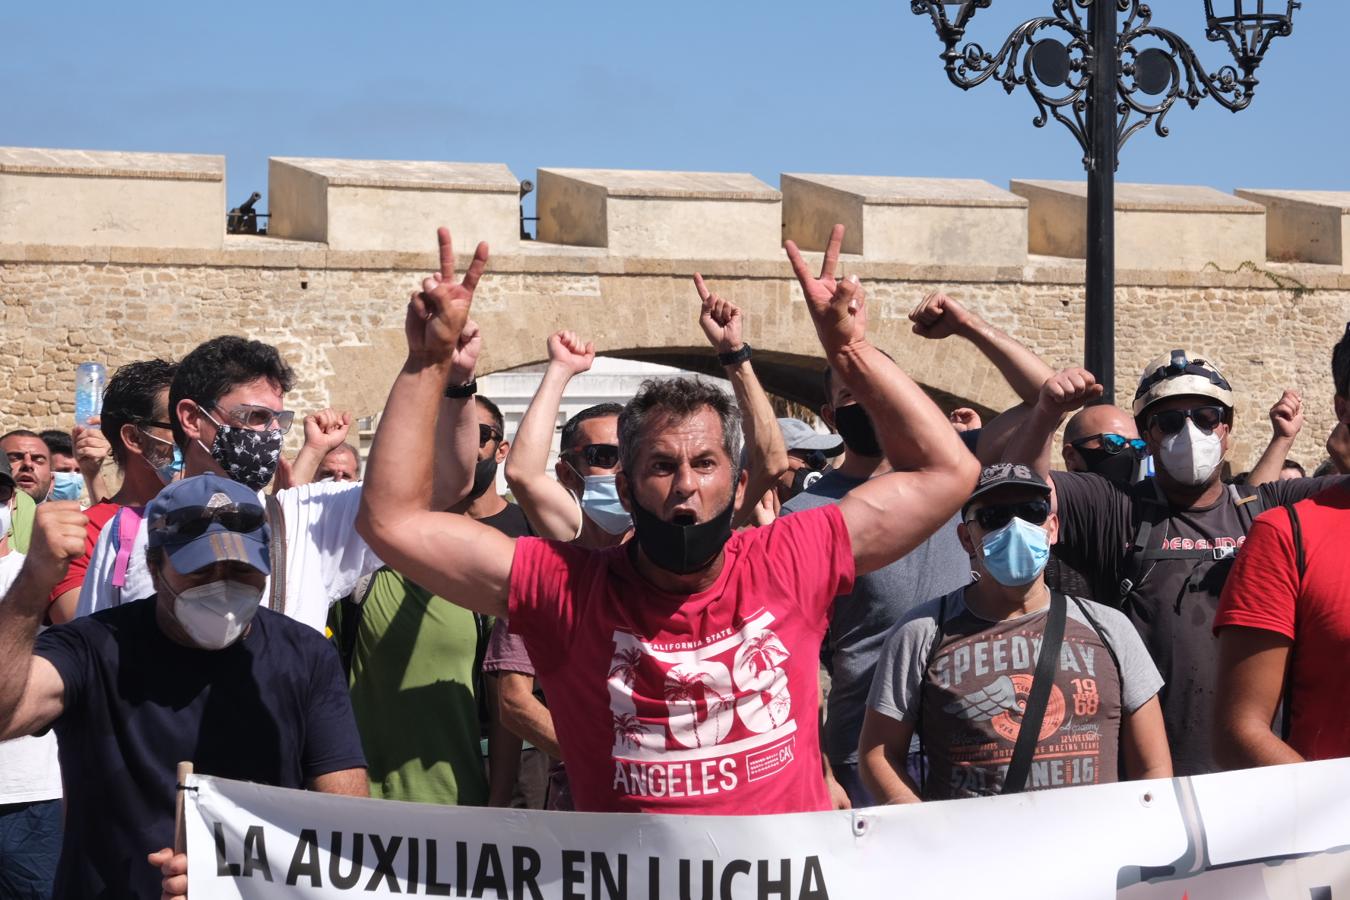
[431,397,478,511]
[958,317,1056,406]
[1220,718,1305,769]
[726,360,787,527]
[485,678,522,807]
[0,564,58,728]
[1004,403,1060,480]
[860,750,921,805]
[360,356,451,531]
[1247,434,1296,487]
[503,365,585,540]
[830,340,968,473]
[500,689,562,758]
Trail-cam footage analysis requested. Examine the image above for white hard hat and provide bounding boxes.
[1132,349,1235,418]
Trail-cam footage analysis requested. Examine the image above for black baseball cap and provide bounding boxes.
[962,463,1050,516]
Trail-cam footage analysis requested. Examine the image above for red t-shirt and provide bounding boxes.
[49,500,120,604]
[1215,484,1350,761]
[508,504,855,814]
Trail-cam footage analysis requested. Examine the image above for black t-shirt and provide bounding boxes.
[481,501,534,539]
[35,598,366,900]
[1051,471,1345,775]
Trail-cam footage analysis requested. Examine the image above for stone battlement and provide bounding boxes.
[2,145,1349,276]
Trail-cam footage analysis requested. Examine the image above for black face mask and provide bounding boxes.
[468,456,499,501]
[629,491,736,576]
[1076,445,1136,487]
[833,403,882,458]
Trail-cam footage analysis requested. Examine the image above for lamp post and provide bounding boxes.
[911,0,1298,403]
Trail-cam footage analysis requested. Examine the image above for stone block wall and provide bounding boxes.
[1,146,1348,471]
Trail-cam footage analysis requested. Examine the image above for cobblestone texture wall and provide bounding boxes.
[2,247,1346,470]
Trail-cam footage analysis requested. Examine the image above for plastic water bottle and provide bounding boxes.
[75,362,106,427]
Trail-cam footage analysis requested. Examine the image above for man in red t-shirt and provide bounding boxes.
[357,225,980,815]
[1214,482,1350,765]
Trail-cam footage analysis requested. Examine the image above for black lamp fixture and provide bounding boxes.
[910,0,1299,402]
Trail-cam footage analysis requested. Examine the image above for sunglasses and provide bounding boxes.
[209,404,296,434]
[1148,406,1225,436]
[969,498,1050,532]
[567,443,620,469]
[479,424,504,447]
[789,449,829,472]
[150,503,266,540]
[1070,432,1148,458]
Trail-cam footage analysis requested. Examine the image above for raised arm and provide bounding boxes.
[288,408,354,487]
[693,274,789,528]
[503,332,594,540]
[1246,390,1302,486]
[0,502,86,741]
[432,320,485,511]
[355,228,514,619]
[910,293,1056,406]
[785,226,980,574]
[1004,368,1103,512]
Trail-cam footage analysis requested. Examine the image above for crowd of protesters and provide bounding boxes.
[0,223,1347,898]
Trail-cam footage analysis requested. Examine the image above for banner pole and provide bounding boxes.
[174,760,194,855]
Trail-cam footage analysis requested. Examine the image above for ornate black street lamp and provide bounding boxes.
[912,0,1298,402]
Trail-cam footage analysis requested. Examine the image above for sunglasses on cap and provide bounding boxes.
[1148,406,1225,436]
[1070,433,1147,458]
[478,424,504,447]
[789,449,829,472]
[566,443,620,469]
[150,503,266,541]
[968,498,1051,532]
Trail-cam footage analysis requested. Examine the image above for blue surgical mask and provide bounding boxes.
[140,429,183,485]
[579,474,632,535]
[49,471,84,502]
[980,517,1051,587]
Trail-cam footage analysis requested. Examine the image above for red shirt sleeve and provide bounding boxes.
[48,501,119,604]
[507,536,589,674]
[754,504,856,622]
[1215,507,1298,639]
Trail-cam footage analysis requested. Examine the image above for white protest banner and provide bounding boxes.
[186,758,1350,899]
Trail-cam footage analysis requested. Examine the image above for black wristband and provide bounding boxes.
[443,379,477,399]
[717,343,753,367]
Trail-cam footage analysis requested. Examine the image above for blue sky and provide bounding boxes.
[5,2,1344,218]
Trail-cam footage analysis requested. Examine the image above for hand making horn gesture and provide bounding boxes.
[406,227,489,365]
[784,224,866,355]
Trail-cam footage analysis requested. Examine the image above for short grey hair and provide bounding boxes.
[618,377,743,475]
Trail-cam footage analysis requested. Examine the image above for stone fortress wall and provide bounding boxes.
[1,146,1348,470]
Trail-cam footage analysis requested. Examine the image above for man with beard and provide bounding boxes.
[1008,356,1345,775]
[357,225,979,814]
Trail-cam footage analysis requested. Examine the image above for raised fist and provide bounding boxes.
[547,330,595,377]
[1037,367,1104,417]
[910,292,976,341]
[1269,389,1304,441]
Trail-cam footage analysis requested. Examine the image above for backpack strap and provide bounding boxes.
[916,592,952,795]
[1231,482,1267,533]
[265,493,287,614]
[110,505,145,593]
[1003,591,1068,795]
[1279,502,1307,741]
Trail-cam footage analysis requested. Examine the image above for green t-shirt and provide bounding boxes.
[9,491,36,553]
[348,567,490,806]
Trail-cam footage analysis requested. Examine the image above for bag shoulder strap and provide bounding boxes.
[1231,482,1268,533]
[1003,591,1067,795]
[1279,502,1306,740]
[265,493,287,614]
